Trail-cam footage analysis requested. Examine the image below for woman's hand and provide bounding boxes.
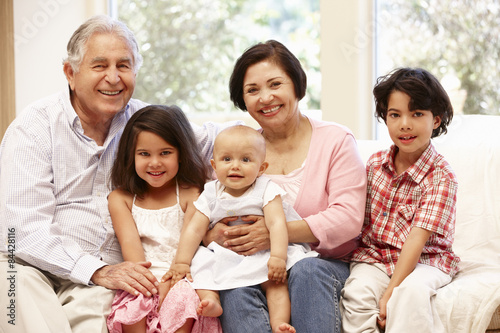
[223,216,271,256]
[203,215,271,256]
[202,216,237,247]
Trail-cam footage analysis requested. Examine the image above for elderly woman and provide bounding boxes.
[204,40,367,332]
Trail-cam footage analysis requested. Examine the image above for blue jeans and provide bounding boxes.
[219,257,350,332]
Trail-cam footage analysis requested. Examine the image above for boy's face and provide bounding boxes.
[386,90,441,164]
[211,131,268,197]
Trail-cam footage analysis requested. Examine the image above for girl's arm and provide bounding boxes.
[262,195,289,283]
[108,189,146,263]
[377,226,432,329]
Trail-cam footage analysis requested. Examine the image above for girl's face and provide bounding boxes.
[386,90,441,164]
[242,60,300,129]
[134,131,179,189]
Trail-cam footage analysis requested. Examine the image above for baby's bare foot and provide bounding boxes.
[274,323,296,333]
[197,299,223,317]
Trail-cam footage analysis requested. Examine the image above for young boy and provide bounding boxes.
[341,68,460,333]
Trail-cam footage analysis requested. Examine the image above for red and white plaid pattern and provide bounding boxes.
[351,143,460,277]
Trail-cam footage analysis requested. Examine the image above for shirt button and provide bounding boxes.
[383,212,387,216]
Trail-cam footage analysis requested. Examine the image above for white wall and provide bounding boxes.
[320,0,375,139]
[14,0,108,114]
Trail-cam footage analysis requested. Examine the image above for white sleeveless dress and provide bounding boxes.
[131,183,184,279]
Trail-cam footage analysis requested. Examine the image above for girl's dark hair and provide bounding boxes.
[229,40,307,111]
[373,67,453,138]
[110,105,209,197]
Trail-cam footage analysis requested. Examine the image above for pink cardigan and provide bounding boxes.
[294,117,367,259]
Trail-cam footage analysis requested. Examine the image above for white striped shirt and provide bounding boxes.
[0,89,227,285]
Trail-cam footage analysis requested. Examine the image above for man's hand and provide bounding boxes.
[91,261,159,297]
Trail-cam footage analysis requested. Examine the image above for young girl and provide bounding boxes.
[106,105,222,333]
[164,125,318,333]
[341,68,460,333]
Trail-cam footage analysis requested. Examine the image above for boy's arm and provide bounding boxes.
[377,226,432,328]
[263,195,289,283]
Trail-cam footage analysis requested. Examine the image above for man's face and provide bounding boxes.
[64,32,137,122]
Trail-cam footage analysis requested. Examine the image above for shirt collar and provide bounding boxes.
[383,143,437,184]
[62,87,80,129]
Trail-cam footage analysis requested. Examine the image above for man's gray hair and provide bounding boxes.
[63,15,143,73]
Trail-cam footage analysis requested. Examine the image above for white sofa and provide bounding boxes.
[355,114,500,333]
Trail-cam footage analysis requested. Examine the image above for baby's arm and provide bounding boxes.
[377,226,432,329]
[263,195,289,283]
[162,208,210,284]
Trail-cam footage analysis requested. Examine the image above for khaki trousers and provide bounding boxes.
[341,262,451,333]
[1,253,115,333]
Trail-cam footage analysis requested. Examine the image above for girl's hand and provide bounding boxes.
[162,263,192,285]
[157,280,173,311]
[223,216,270,256]
[267,256,287,283]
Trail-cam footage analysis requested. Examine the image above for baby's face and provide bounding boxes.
[211,133,266,197]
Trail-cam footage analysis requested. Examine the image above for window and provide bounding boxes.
[376,0,500,116]
[1,0,15,139]
[115,0,320,118]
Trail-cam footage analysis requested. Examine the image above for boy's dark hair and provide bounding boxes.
[373,67,453,137]
[229,39,307,111]
[110,105,209,197]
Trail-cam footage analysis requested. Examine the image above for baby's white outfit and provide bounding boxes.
[189,176,318,290]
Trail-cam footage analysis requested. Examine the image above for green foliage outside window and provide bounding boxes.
[118,0,320,114]
[378,0,500,115]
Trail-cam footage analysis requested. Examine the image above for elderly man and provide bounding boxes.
[0,15,224,333]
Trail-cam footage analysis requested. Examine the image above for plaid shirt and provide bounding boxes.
[351,143,460,277]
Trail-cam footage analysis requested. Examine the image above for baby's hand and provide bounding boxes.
[162,263,192,285]
[267,256,287,283]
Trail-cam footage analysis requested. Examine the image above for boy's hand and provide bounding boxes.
[377,291,391,330]
[162,263,192,285]
[267,256,287,283]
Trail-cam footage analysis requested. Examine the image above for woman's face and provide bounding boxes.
[242,60,300,128]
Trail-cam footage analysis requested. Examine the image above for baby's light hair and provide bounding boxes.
[214,125,266,161]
